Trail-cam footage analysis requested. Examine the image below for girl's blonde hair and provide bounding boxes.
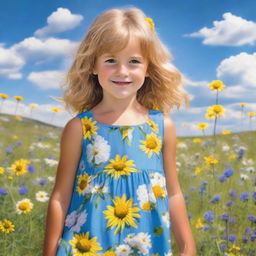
[60,7,191,115]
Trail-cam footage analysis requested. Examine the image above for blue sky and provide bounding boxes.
[0,0,255,136]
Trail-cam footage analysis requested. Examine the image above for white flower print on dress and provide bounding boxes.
[136,184,156,210]
[124,232,152,255]
[115,244,132,256]
[86,135,110,166]
[162,211,171,228]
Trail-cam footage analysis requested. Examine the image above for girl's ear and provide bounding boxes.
[92,68,97,75]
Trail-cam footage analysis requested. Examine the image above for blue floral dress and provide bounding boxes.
[56,109,173,256]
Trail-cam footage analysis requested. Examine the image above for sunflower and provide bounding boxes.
[0,219,15,234]
[15,199,33,214]
[146,119,159,133]
[11,159,30,176]
[103,155,140,179]
[103,194,140,235]
[76,174,91,195]
[69,232,102,255]
[139,133,161,158]
[81,116,98,140]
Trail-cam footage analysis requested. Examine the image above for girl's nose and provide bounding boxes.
[116,63,129,76]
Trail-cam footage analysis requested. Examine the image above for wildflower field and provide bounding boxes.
[0,80,256,256]
[0,112,255,256]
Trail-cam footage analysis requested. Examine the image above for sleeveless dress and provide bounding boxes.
[56,109,173,256]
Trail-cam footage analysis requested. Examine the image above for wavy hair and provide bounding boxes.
[59,7,191,115]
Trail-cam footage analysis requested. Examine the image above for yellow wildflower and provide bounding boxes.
[197,123,208,130]
[209,80,225,91]
[222,130,231,135]
[207,105,225,117]
[193,138,202,143]
[204,155,218,166]
[0,93,9,99]
[13,96,23,101]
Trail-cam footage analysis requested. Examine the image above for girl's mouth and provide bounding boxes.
[112,81,132,86]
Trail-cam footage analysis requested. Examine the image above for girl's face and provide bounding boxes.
[93,37,149,100]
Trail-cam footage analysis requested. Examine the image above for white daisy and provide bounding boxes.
[177,142,187,150]
[240,174,249,180]
[115,244,132,256]
[44,158,58,167]
[246,166,255,173]
[86,135,110,165]
[65,210,87,232]
[35,191,49,202]
[222,145,230,151]
[47,176,55,182]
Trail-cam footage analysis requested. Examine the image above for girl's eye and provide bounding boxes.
[130,59,140,64]
[105,59,115,63]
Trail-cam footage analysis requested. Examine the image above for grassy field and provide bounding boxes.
[0,113,255,256]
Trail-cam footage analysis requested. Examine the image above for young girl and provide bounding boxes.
[43,7,196,256]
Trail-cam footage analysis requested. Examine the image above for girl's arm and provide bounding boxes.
[42,117,83,256]
[163,113,196,256]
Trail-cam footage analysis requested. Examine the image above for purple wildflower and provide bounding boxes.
[28,165,35,173]
[39,178,47,185]
[226,200,234,207]
[19,185,29,195]
[218,175,227,182]
[240,192,249,201]
[0,187,8,195]
[228,234,237,242]
[210,195,221,204]
[204,211,214,223]
[229,189,236,198]
[224,169,234,177]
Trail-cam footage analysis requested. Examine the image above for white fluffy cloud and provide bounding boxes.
[185,12,256,46]
[12,37,79,61]
[0,45,24,79]
[217,52,256,88]
[34,8,83,37]
[27,70,66,90]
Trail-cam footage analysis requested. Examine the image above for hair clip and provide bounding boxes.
[145,17,155,31]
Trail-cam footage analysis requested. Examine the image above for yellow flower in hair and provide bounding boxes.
[145,17,155,31]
